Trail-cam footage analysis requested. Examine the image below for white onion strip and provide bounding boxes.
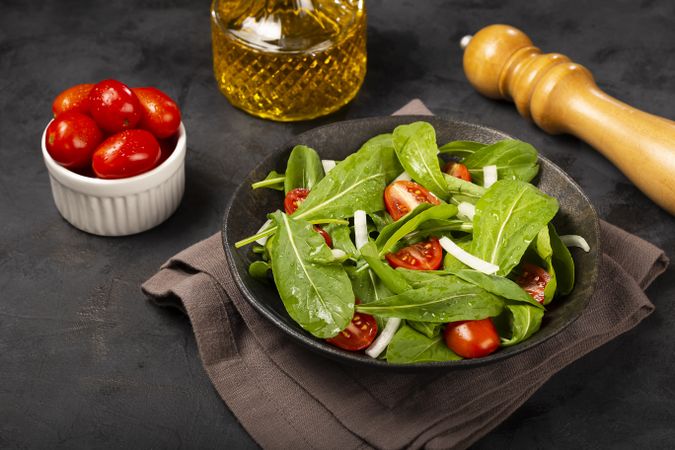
[321,159,336,173]
[255,219,273,246]
[394,171,412,182]
[365,317,401,358]
[354,210,368,250]
[457,202,475,221]
[331,249,347,259]
[439,236,499,274]
[483,165,498,188]
[560,234,591,252]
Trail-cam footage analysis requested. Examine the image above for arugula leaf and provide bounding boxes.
[438,140,487,158]
[407,321,442,339]
[323,223,358,259]
[269,211,354,339]
[358,133,403,183]
[248,260,270,281]
[369,211,393,232]
[444,173,486,203]
[359,241,410,294]
[463,140,539,185]
[396,268,453,287]
[386,325,461,364]
[392,122,449,197]
[499,304,544,346]
[356,276,503,322]
[472,179,559,276]
[549,224,575,296]
[454,269,543,308]
[293,146,386,221]
[376,204,458,257]
[346,266,391,331]
[403,219,472,243]
[284,145,325,194]
[443,236,472,271]
[375,203,433,247]
[252,170,285,191]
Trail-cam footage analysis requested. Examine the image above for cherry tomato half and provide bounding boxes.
[314,226,332,248]
[385,237,443,270]
[443,161,472,182]
[444,318,500,359]
[516,263,551,304]
[52,83,94,117]
[88,79,142,133]
[92,129,161,179]
[45,111,103,171]
[384,180,440,221]
[326,311,378,351]
[132,87,181,139]
[284,187,310,214]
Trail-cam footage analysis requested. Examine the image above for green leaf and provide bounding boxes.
[438,140,487,158]
[444,173,486,203]
[369,211,393,232]
[386,325,461,363]
[402,219,472,243]
[346,266,392,331]
[376,204,457,257]
[549,224,575,296]
[443,236,473,271]
[407,321,442,339]
[396,268,453,287]
[252,170,285,191]
[359,241,410,294]
[392,122,449,197]
[530,226,558,304]
[471,179,559,276]
[357,133,403,183]
[500,304,544,346]
[356,276,503,322]
[269,211,354,339]
[284,145,325,194]
[453,269,543,309]
[463,140,539,185]
[323,223,358,259]
[293,146,387,221]
[248,260,271,281]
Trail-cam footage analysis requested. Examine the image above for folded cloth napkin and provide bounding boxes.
[142,100,669,450]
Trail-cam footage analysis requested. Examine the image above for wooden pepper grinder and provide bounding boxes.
[461,24,675,215]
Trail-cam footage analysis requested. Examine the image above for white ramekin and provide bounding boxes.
[41,122,186,236]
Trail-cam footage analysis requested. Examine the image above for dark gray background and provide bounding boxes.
[1,0,673,448]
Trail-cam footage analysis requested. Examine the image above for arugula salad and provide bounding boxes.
[235,121,588,363]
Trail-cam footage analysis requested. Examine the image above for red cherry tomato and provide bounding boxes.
[284,188,310,214]
[132,87,181,139]
[88,80,142,133]
[314,226,332,248]
[45,111,103,171]
[444,318,500,359]
[516,263,551,304]
[92,130,161,179]
[52,83,94,117]
[385,237,443,270]
[443,161,472,182]
[326,311,378,351]
[157,134,178,166]
[384,180,440,221]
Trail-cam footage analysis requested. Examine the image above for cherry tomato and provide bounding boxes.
[443,161,472,182]
[385,237,443,270]
[284,188,310,214]
[132,87,181,139]
[384,180,440,221]
[45,111,103,171]
[88,79,142,133]
[52,83,94,117]
[516,263,551,304]
[444,318,500,359]
[326,311,378,351]
[314,226,332,248]
[157,134,178,166]
[92,130,161,179]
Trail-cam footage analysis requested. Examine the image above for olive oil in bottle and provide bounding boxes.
[211,0,367,121]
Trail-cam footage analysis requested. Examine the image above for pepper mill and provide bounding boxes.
[461,24,675,215]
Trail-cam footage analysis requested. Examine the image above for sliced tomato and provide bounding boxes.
[385,237,442,270]
[516,263,551,304]
[443,161,472,182]
[384,180,441,221]
[326,311,378,351]
[443,318,500,359]
[314,226,332,248]
[284,188,310,215]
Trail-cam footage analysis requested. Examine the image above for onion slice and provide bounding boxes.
[354,210,368,250]
[365,317,401,358]
[394,171,412,182]
[560,234,591,252]
[483,165,498,188]
[439,236,499,274]
[255,219,273,246]
[457,202,475,221]
[321,159,336,173]
[331,248,347,260]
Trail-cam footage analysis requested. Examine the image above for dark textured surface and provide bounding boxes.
[223,115,600,370]
[0,0,673,448]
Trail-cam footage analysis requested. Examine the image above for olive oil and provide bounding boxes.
[211,0,367,121]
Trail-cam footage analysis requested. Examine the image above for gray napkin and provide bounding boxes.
[142,100,669,450]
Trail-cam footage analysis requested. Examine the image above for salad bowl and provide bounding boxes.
[222,116,600,369]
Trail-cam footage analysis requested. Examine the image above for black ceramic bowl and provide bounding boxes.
[222,116,600,369]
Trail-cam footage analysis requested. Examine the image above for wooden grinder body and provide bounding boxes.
[463,25,675,215]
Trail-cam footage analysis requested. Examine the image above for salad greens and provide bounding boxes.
[237,121,583,364]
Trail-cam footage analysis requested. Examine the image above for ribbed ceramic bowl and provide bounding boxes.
[223,116,600,369]
[42,122,186,236]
